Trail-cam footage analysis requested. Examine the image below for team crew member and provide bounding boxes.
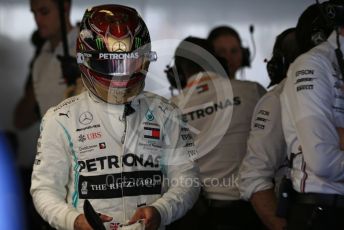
[31,5,200,230]
[207,25,252,79]
[240,3,337,229]
[30,0,81,116]
[280,1,344,229]
[168,37,264,230]
[238,28,299,230]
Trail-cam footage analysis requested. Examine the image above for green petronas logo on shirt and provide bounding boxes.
[145,110,154,121]
[96,38,104,50]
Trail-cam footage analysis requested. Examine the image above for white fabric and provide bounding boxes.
[281,31,344,194]
[239,80,288,201]
[172,72,266,200]
[32,27,79,116]
[31,91,200,230]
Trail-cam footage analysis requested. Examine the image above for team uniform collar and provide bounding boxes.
[327,30,344,55]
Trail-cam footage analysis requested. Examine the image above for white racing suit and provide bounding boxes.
[239,80,288,200]
[281,31,344,194]
[31,91,200,230]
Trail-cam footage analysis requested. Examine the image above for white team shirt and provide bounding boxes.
[32,27,79,116]
[239,80,288,200]
[281,31,344,194]
[172,72,266,200]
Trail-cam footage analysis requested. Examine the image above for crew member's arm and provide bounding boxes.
[238,90,286,230]
[287,56,344,181]
[30,109,81,230]
[14,75,40,129]
[250,189,286,230]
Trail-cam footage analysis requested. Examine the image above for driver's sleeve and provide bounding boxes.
[31,109,81,230]
[150,107,200,226]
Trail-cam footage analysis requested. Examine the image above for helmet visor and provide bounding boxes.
[77,51,157,77]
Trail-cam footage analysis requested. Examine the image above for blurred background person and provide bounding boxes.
[13,29,53,230]
[207,25,252,80]
[239,3,337,229]
[14,29,45,130]
[29,0,81,117]
[167,36,264,230]
[281,1,344,229]
[238,27,299,230]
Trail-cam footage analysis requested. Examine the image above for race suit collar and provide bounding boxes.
[87,91,142,114]
[87,91,125,114]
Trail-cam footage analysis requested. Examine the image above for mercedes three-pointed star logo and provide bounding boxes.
[113,41,127,52]
[79,111,93,125]
[326,5,336,19]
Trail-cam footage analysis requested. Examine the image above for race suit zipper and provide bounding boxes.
[120,104,129,222]
[120,103,136,223]
[121,114,127,144]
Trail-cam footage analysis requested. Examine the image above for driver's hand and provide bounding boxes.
[74,213,113,230]
[129,206,161,230]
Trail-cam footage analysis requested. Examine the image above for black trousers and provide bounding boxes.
[287,202,344,230]
[167,197,265,230]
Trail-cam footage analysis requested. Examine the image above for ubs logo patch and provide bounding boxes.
[78,134,86,143]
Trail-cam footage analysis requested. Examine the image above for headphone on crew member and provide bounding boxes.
[318,0,344,27]
[164,58,187,92]
[307,1,344,46]
[207,26,252,68]
[164,36,230,96]
[266,28,298,88]
[295,3,333,54]
[241,46,251,68]
[316,0,344,79]
[311,1,344,44]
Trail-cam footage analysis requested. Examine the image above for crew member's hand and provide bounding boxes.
[129,206,161,230]
[271,219,287,230]
[57,54,81,86]
[74,213,113,230]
